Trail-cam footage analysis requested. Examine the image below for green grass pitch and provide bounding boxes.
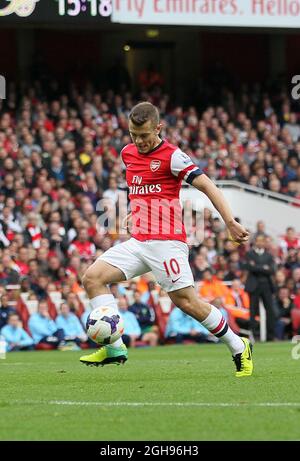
[0,342,299,441]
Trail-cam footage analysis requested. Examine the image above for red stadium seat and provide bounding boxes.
[223,307,242,335]
[16,297,30,333]
[46,296,58,319]
[153,299,175,342]
[35,343,55,351]
[75,295,85,318]
[134,340,148,347]
[291,308,300,336]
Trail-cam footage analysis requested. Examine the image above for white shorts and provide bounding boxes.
[99,238,194,293]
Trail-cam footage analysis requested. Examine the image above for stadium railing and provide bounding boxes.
[215,181,300,206]
[181,180,300,240]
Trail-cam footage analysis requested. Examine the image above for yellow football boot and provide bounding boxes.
[80,344,128,367]
[233,337,253,377]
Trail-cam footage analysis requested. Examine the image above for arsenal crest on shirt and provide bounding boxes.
[150,160,161,172]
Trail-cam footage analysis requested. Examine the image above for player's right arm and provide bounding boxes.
[191,174,250,244]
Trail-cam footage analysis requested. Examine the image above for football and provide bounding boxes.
[86,306,124,345]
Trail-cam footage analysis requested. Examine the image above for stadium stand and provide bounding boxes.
[0,79,299,348]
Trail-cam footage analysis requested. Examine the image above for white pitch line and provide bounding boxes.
[13,400,300,408]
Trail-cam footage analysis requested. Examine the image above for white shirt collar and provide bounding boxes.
[254,248,265,255]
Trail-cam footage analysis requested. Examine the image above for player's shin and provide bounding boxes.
[201,305,245,355]
[89,294,124,349]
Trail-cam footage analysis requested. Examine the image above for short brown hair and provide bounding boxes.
[129,102,159,127]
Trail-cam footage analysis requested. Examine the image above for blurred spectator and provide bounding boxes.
[252,220,268,241]
[245,235,276,341]
[0,255,20,285]
[55,302,88,347]
[65,292,82,315]
[28,300,65,348]
[223,251,243,281]
[192,254,210,281]
[68,227,96,260]
[102,177,122,205]
[140,280,160,305]
[284,113,300,142]
[274,287,294,340]
[138,63,164,91]
[0,206,22,234]
[294,287,300,310]
[164,307,213,344]
[224,281,252,334]
[226,279,250,309]
[128,291,159,346]
[279,227,300,256]
[199,268,230,304]
[274,270,287,293]
[128,290,155,333]
[0,314,34,351]
[25,213,43,250]
[31,275,49,299]
[291,289,300,336]
[118,296,141,347]
[292,267,300,292]
[15,247,30,276]
[205,237,217,265]
[0,293,17,329]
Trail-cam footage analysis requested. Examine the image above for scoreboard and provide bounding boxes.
[0,0,112,22]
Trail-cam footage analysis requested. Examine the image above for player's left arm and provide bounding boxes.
[191,174,250,244]
[170,149,250,244]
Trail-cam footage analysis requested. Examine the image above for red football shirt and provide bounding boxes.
[121,140,203,243]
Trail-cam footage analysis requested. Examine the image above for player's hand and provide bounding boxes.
[282,299,290,309]
[227,220,250,245]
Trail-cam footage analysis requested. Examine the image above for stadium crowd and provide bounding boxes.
[0,77,300,351]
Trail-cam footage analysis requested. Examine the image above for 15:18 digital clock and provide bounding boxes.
[56,0,112,17]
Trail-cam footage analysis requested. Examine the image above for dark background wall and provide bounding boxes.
[0,24,298,103]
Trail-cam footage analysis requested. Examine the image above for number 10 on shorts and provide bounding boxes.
[163,258,180,278]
